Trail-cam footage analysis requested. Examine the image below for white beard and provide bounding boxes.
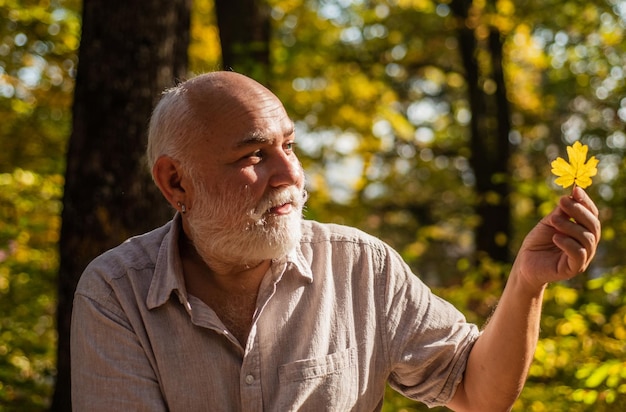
[186,180,307,269]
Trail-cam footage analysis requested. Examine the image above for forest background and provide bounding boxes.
[1,0,626,411]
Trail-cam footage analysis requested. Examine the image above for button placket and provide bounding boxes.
[240,323,263,410]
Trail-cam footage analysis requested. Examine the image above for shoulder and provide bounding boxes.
[89,221,171,274]
[300,220,385,249]
[75,220,174,296]
[297,220,421,285]
[297,220,402,273]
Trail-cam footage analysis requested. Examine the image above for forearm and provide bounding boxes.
[448,187,600,411]
[449,266,546,411]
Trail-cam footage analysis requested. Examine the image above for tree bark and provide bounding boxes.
[214,0,271,85]
[450,0,512,264]
[51,0,190,410]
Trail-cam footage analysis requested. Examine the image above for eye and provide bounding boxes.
[248,149,263,159]
[239,149,263,164]
[284,142,295,153]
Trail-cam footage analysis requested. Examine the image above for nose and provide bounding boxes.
[269,151,302,189]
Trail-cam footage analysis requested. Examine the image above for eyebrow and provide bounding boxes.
[236,122,295,149]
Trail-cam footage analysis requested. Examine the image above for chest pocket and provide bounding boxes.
[277,347,358,411]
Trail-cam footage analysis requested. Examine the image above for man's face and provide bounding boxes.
[183,85,306,267]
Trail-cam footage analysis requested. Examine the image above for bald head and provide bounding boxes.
[178,71,274,118]
[146,71,282,172]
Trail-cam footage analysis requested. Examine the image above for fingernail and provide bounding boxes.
[573,186,584,202]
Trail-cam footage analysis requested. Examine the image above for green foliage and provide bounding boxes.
[0,169,62,410]
[517,268,626,411]
[189,0,221,73]
[0,0,80,174]
[0,1,78,406]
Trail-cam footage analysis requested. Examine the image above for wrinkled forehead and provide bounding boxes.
[179,73,292,148]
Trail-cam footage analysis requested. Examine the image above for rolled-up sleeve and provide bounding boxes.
[382,246,480,407]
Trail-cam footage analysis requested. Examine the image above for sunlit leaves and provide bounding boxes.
[506,24,551,113]
[0,169,62,409]
[522,268,626,411]
[0,0,79,173]
[551,141,599,189]
[189,0,221,73]
[0,3,77,407]
[394,0,436,12]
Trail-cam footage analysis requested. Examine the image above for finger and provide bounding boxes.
[552,233,589,274]
[572,186,599,216]
[550,213,598,263]
[559,196,601,241]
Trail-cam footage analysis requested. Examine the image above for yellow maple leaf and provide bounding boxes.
[550,141,599,189]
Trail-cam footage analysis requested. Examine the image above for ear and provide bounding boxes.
[152,155,192,211]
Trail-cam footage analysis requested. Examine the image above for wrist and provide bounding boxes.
[508,262,548,300]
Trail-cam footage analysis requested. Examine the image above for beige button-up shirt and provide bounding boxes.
[71,215,479,411]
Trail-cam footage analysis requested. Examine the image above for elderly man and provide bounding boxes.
[71,71,600,411]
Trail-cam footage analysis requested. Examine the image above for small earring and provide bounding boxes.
[177,201,187,214]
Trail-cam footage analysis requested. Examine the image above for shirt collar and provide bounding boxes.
[146,213,188,310]
[146,216,313,310]
[284,243,313,283]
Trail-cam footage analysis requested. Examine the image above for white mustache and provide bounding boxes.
[248,187,307,221]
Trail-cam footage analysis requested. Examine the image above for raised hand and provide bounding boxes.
[513,186,601,290]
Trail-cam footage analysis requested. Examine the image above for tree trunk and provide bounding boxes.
[214,0,271,85]
[450,0,512,264]
[50,0,190,410]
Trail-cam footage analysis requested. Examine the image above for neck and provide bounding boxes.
[178,229,271,294]
[177,227,272,346]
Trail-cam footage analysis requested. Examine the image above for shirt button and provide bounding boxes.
[245,374,254,385]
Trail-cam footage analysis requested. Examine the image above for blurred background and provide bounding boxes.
[1,0,625,410]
